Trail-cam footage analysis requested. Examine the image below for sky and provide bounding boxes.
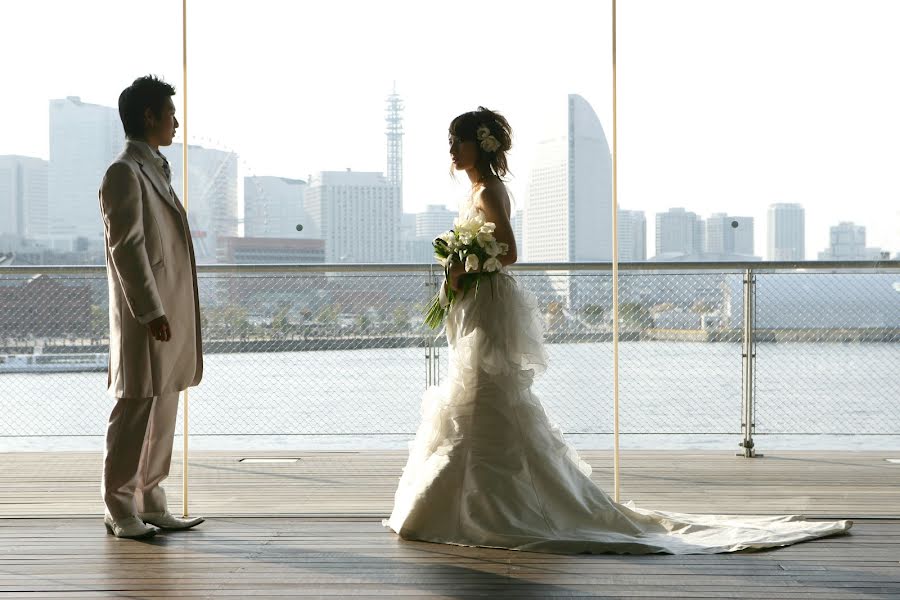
[2,0,898,258]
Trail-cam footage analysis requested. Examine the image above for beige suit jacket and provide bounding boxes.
[98,140,203,398]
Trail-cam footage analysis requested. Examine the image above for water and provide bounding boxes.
[1,342,898,452]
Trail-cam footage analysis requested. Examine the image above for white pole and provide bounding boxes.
[181,0,190,518]
[611,0,621,503]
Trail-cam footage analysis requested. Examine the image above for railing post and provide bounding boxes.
[430,335,440,387]
[425,268,439,388]
[425,341,432,387]
[425,338,440,387]
[738,268,760,458]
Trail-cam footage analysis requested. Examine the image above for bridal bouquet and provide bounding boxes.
[424,213,509,329]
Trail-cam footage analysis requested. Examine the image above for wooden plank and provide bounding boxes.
[1,450,899,518]
[0,519,897,598]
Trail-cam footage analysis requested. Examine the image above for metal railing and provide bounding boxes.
[1,261,898,456]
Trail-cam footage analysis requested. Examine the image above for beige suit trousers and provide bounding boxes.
[101,392,180,520]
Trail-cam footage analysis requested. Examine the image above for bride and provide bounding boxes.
[383,107,851,554]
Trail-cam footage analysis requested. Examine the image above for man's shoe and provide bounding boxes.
[139,511,205,531]
[104,515,159,539]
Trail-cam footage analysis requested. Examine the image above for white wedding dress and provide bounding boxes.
[384,189,851,554]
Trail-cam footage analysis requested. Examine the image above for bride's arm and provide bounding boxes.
[477,186,518,266]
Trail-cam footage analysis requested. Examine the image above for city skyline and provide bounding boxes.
[0,85,893,263]
[0,97,894,263]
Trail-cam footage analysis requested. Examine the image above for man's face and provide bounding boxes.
[145,97,178,147]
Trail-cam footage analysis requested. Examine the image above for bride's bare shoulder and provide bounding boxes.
[476,179,511,214]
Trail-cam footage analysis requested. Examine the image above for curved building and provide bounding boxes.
[524,94,612,263]
[524,95,612,308]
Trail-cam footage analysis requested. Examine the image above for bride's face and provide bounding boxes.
[449,135,479,171]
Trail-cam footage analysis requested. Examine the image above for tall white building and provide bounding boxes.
[818,221,868,260]
[706,213,754,256]
[304,169,401,263]
[244,176,311,238]
[48,96,124,248]
[524,94,612,263]
[396,205,457,264]
[397,213,430,263]
[767,203,805,261]
[617,209,646,261]
[0,155,48,241]
[511,209,524,253]
[161,144,239,263]
[415,204,455,240]
[655,208,704,258]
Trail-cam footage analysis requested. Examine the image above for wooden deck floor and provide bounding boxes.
[2,451,899,597]
[1,450,898,518]
[1,518,898,598]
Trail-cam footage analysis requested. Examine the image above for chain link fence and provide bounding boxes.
[753,271,900,436]
[1,263,898,447]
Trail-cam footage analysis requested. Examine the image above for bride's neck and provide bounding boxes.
[467,168,494,188]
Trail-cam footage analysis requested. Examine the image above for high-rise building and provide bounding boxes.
[244,176,311,238]
[617,209,646,261]
[161,143,239,263]
[655,208,704,258]
[767,203,805,261]
[48,96,124,248]
[304,169,401,263]
[524,94,612,263]
[511,209,524,254]
[415,204,455,241]
[706,213,754,256]
[818,221,868,260]
[0,155,48,242]
[398,212,431,263]
[395,205,457,264]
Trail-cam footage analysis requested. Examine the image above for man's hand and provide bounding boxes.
[147,315,171,342]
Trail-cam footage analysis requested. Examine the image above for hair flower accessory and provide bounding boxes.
[476,125,501,153]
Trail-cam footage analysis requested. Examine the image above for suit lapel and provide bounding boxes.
[125,143,185,216]
[140,161,184,215]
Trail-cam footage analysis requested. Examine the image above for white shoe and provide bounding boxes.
[139,511,205,531]
[104,515,159,539]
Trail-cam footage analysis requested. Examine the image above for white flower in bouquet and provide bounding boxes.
[484,240,502,257]
[458,230,475,245]
[482,257,502,272]
[434,232,454,254]
[455,213,484,232]
[476,230,495,246]
[464,254,480,272]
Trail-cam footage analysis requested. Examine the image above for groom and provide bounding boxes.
[98,75,204,539]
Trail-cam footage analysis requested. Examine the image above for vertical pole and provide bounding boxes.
[611,0,621,502]
[738,268,758,458]
[181,0,190,517]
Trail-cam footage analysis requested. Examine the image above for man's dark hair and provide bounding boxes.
[118,75,176,138]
